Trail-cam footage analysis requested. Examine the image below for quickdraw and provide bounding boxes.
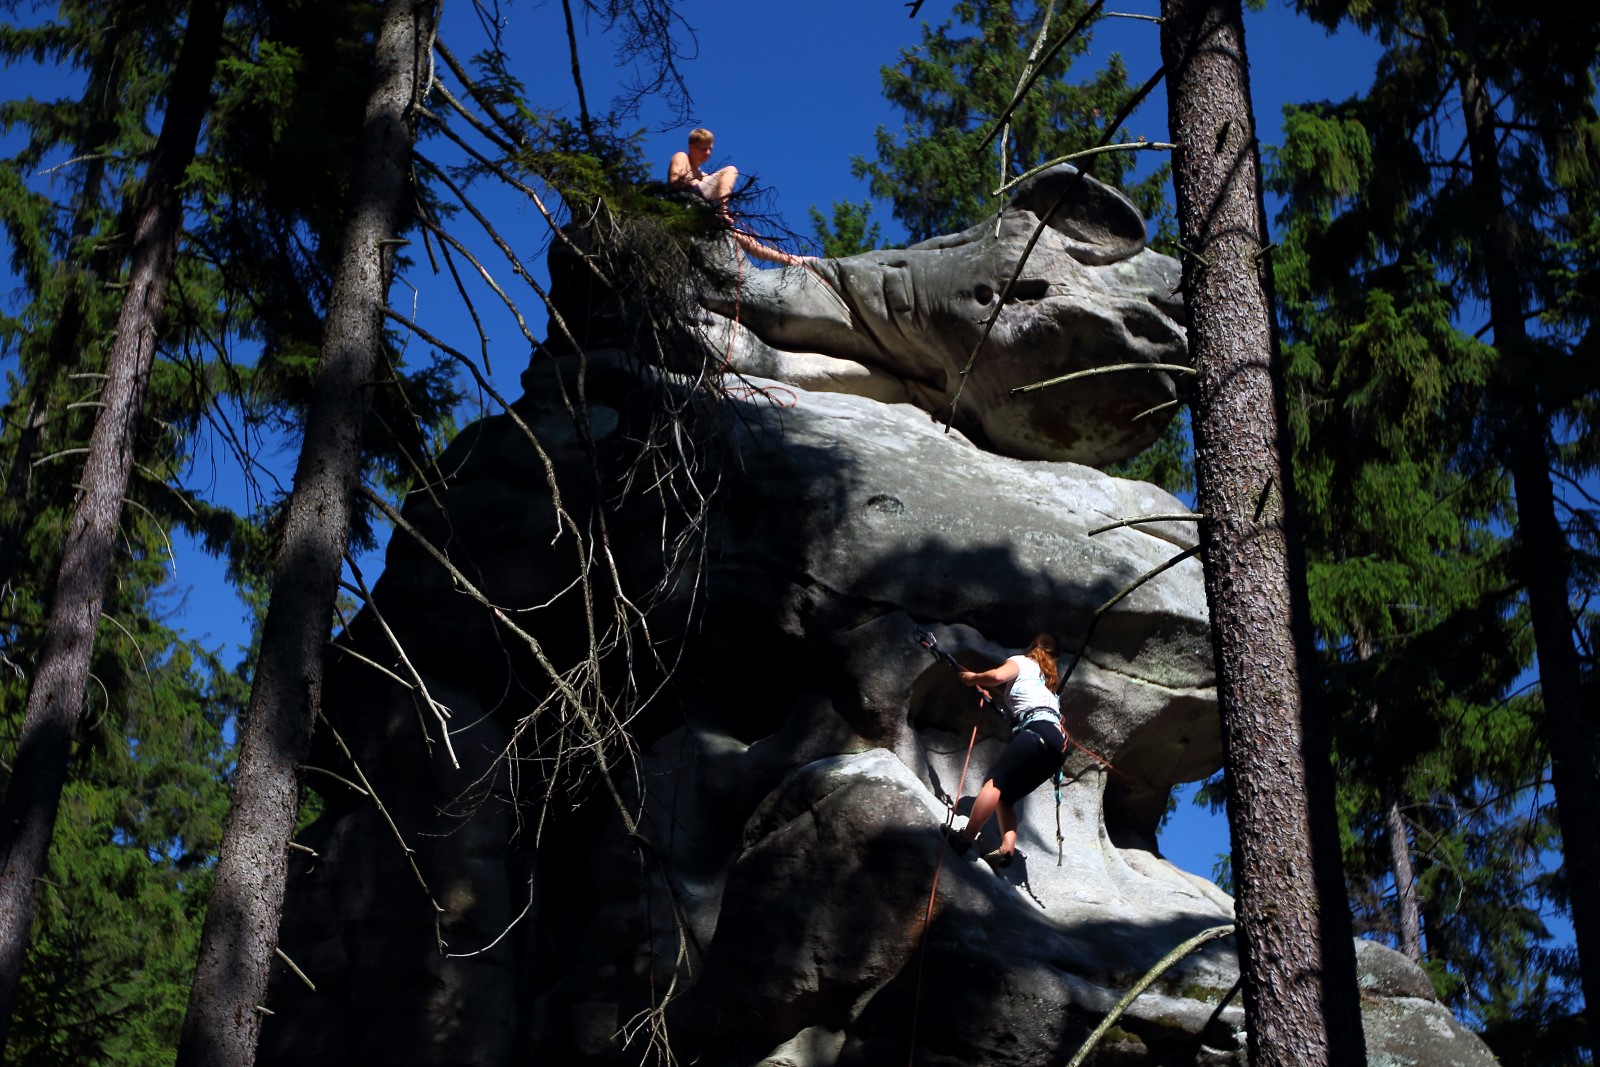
[913,628,993,708]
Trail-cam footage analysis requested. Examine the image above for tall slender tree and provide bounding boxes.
[0,8,259,1061]
[0,0,227,1052]
[0,1,460,1058]
[0,11,135,595]
[1457,54,1600,1053]
[175,1,439,1062]
[1158,0,1366,1062]
[1268,84,1575,1047]
[1280,0,1600,1051]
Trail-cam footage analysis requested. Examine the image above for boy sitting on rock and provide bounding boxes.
[668,127,809,267]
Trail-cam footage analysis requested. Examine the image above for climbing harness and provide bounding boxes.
[1044,628,1136,863]
[907,629,1132,1052]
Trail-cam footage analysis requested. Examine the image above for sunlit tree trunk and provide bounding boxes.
[0,0,226,1054]
[1384,793,1423,962]
[174,2,437,1063]
[1356,633,1422,964]
[1159,0,1367,1062]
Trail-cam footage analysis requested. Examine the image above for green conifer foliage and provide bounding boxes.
[807,199,882,257]
[858,0,1169,243]
[3,634,235,1067]
[1267,2,1600,1054]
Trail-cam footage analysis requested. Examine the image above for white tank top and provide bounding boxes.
[997,655,1060,729]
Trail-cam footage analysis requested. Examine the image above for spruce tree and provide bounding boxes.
[859,0,1169,243]
[1275,0,1600,1052]
[808,199,882,257]
[0,0,455,1057]
[1269,95,1575,1047]
[176,3,440,1061]
[0,8,248,1061]
[0,0,227,1051]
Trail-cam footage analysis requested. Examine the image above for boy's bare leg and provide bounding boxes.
[707,165,739,208]
[731,228,810,267]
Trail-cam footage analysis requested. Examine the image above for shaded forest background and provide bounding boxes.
[0,0,1594,1064]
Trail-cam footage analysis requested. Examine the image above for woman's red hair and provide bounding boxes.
[1027,632,1060,691]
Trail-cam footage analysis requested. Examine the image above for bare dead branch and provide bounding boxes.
[1088,513,1203,536]
[1012,361,1197,396]
[947,64,1167,429]
[975,0,1109,156]
[994,141,1175,196]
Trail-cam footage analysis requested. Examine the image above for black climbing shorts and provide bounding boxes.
[988,720,1066,805]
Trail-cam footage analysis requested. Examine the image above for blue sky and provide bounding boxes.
[1,2,1391,879]
[507,0,1384,252]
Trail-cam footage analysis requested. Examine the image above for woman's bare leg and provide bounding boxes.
[995,802,1019,856]
[963,779,1003,845]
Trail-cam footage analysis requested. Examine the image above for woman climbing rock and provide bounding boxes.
[944,633,1066,867]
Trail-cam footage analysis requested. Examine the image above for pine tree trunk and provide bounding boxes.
[1158,0,1367,1063]
[1384,793,1423,962]
[174,3,436,1063]
[1355,632,1423,964]
[0,0,225,1054]
[1458,64,1600,1054]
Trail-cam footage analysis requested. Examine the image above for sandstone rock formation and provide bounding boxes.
[699,165,1188,466]
[257,170,1498,1067]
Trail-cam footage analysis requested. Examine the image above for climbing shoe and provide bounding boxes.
[941,824,972,855]
[981,848,1014,869]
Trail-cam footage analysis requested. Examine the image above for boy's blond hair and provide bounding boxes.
[688,127,714,145]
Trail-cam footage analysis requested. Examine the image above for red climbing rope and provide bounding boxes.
[907,723,978,1067]
[715,223,802,408]
[1066,736,1131,781]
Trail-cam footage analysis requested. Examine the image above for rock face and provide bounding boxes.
[257,180,1498,1067]
[699,166,1188,466]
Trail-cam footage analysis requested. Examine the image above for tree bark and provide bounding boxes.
[1384,793,1423,962]
[174,2,436,1064]
[1458,64,1600,1054]
[1158,0,1367,1063]
[1356,632,1422,964]
[0,0,226,1055]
